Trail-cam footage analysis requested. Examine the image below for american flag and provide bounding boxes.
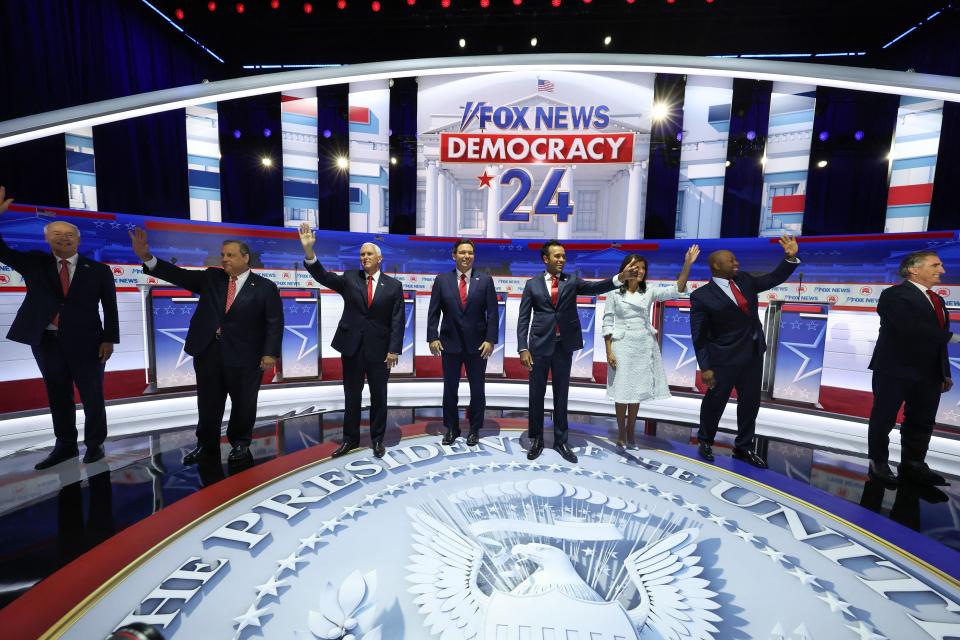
[537,78,555,93]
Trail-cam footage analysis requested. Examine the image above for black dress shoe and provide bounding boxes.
[554,443,579,464]
[82,445,105,464]
[441,429,461,446]
[182,446,215,466]
[466,431,480,447]
[372,439,386,459]
[332,441,359,458]
[34,447,79,470]
[697,442,715,462]
[732,448,768,468]
[867,460,899,488]
[899,460,948,486]
[228,445,251,462]
[527,437,544,461]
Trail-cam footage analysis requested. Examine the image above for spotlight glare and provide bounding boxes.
[458,38,466,48]
[513,0,523,6]
[235,2,244,13]
[603,35,612,46]
[232,129,242,139]
[650,102,669,121]
[854,130,865,141]
[322,129,332,139]
[818,131,829,142]
[390,156,398,165]
[817,160,828,168]
[407,0,416,5]
[724,160,731,167]
[207,1,217,11]
[261,157,273,167]
[530,36,538,47]
[552,0,561,7]
[336,156,350,169]
[372,0,381,11]
[271,0,280,8]
[263,128,272,138]
[306,2,316,12]
[745,130,756,141]
[480,0,489,7]
[335,0,345,9]
[441,0,451,7]
[174,8,184,20]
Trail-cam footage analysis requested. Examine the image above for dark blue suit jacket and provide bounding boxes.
[517,272,617,356]
[0,233,119,353]
[869,281,953,382]
[690,259,799,370]
[145,258,283,368]
[426,269,498,354]
[304,261,404,359]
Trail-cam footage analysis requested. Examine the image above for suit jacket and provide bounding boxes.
[518,272,617,356]
[690,259,799,371]
[869,281,953,382]
[304,260,404,359]
[0,232,119,352]
[145,258,283,368]
[426,269,499,354]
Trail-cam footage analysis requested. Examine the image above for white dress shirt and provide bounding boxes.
[143,256,251,304]
[456,268,472,297]
[47,253,78,330]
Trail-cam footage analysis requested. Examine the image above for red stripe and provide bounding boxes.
[280,290,315,298]
[150,289,194,297]
[780,304,827,312]
[663,300,691,307]
[145,220,299,239]
[7,203,116,220]
[768,231,954,244]
[887,183,934,207]
[406,236,512,245]
[770,194,805,214]
[526,242,660,251]
[348,105,371,124]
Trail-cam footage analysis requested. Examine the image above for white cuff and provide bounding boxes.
[144,256,158,270]
[950,333,960,344]
[305,256,318,265]
[611,274,622,287]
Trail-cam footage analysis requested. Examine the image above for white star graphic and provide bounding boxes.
[732,528,758,544]
[846,622,888,640]
[818,590,854,616]
[254,576,287,601]
[759,546,788,564]
[787,566,820,588]
[233,602,270,633]
[283,305,319,361]
[383,483,404,495]
[298,533,323,552]
[664,333,698,369]
[545,463,563,472]
[707,514,733,528]
[157,327,193,368]
[444,465,464,477]
[363,492,385,505]
[406,476,425,487]
[341,504,364,519]
[276,552,307,575]
[781,325,826,383]
[319,518,344,534]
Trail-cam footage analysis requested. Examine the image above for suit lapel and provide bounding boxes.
[46,254,65,298]
[68,256,90,297]
[903,281,941,326]
[706,280,739,310]
[227,271,256,315]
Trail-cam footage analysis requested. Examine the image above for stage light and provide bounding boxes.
[335,0,345,10]
[603,35,612,46]
[676,131,683,142]
[817,160,828,168]
[233,129,242,139]
[372,0,381,11]
[305,2,315,12]
[818,131,829,142]
[322,129,332,138]
[174,8,184,20]
[626,0,636,4]
[552,0,561,7]
[261,157,273,167]
[390,156,398,165]
[667,0,675,4]
[745,130,756,141]
[263,128,272,137]
[235,2,245,13]
[650,102,669,120]
[480,0,489,7]
[583,0,592,4]
[854,130,865,141]
[407,0,416,5]
[441,0,451,8]
[530,36,538,47]
[459,38,467,48]
[513,0,523,6]
[271,0,280,8]
[706,0,715,3]
[724,160,731,167]
[336,156,349,169]
[207,1,217,11]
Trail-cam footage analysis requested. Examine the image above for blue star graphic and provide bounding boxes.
[781,326,826,383]
[283,305,318,361]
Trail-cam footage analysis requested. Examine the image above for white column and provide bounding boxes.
[454,186,463,235]
[437,170,449,236]
[557,166,573,240]
[623,162,643,239]
[485,164,501,238]
[425,161,438,236]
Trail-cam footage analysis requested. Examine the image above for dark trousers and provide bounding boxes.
[342,349,390,443]
[441,348,488,434]
[697,354,763,451]
[528,342,574,445]
[192,339,263,449]
[32,331,107,450]
[867,371,941,464]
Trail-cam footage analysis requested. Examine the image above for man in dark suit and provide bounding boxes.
[0,187,119,469]
[691,233,799,468]
[427,238,499,446]
[867,250,957,488]
[518,240,640,463]
[130,227,283,465]
[298,223,404,459]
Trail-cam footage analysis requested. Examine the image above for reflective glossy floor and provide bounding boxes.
[0,407,957,610]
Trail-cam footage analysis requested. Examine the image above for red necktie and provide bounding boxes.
[225,276,237,313]
[551,275,560,335]
[52,258,70,327]
[459,273,467,308]
[367,275,374,308]
[729,279,750,315]
[927,289,946,328]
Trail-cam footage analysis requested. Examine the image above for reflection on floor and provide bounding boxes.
[0,407,957,610]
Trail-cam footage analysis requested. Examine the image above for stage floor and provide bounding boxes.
[0,408,958,639]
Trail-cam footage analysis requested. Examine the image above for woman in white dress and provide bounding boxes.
[603,245,699,448]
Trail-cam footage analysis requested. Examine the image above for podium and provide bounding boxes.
[936,307,960,427]
[486,292,508,377]
[763,301,832,407]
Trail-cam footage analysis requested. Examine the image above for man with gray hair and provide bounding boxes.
[130,227,283,467]
[0,186,119,469]
[867,250,958,488]
[299,223,404,459]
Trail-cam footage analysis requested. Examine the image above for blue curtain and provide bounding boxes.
[720,79,772,238]
[644,74,686,239]
[389,77,418,235]
[315,85,350,232]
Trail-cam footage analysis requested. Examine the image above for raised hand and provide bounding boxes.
[779,233,798,259]
[685,244,700,264]
[298,222,316,259]
[0,186,13,214]
[128,227,152,262]
[618,258,641,282]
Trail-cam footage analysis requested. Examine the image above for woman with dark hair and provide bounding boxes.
[603,245,700,448]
